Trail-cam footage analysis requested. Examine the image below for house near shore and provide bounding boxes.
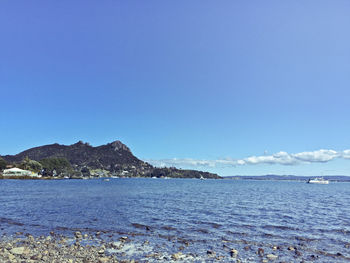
[2,167,41,177]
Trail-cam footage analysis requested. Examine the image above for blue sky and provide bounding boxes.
[1,0,350,176]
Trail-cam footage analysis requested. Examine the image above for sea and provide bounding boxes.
[1,178,350,262]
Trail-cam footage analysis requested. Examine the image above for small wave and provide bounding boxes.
[161,226,177,231]
[131,223,152,231]
[260,224,299,231]
[0,217,24,226]
[225,230,248,236]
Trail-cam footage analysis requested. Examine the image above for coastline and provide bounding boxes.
[1,231,348,263]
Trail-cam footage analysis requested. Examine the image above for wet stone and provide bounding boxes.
[230,248,238,257]
[171,252,184,260]
[257,248,264,257]
[10,246,25,255]
[120,236,128,242]
[266,254,278,260]
[74,231,83,239]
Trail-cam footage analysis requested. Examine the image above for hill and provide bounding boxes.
[1,141,220,179]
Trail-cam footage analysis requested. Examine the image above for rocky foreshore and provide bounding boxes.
[1,231,349,263]
[0,233,120,263]
[0,232,248,263]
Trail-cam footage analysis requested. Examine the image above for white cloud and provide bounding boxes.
[146,149,350,168]
[293,149,339,163]
[342,150,350,159]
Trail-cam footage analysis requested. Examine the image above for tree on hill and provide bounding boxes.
[0,157,7,171]
[19,156,43,172]
[39,157,72,176]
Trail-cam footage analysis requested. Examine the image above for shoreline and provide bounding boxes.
[1,231,348,262]
[0,232,223,263]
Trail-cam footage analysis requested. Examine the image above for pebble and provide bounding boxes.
[266,253,278,260]
[0,235,119,263]
[10,246,25,255]
[74,231,83,239]
[120,236,128,242]
[99,257,110,263]
[171,252,184,260]
[230,248,238,257]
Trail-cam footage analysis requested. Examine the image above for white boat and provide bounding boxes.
[307,177,329,184]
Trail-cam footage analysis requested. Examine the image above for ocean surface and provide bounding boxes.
[1,178,350,262]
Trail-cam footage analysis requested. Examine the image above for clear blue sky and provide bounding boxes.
[1,0,350,176]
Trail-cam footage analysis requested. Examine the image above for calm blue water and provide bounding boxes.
[1,178,350,262]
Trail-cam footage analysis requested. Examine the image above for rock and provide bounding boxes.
[266,254,278,260]
[146,253,161,258]
[10,246,25,255]
[171,252,184,260]
[8,253,16,262]
[295,250,302,257]
[30,254,42,260]
[257,248,264,256]
[99,257,110,263]
[120,236,128,242]
[230,249,238,257]
[98,248,105,254]
[74,231,83,239]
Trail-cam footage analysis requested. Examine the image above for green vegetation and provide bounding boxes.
[19,156,43,172]
[39,157,72,175]
[149,167,220,179]
[0,157,7,171]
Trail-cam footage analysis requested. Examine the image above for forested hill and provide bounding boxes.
[1,141,221,179]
